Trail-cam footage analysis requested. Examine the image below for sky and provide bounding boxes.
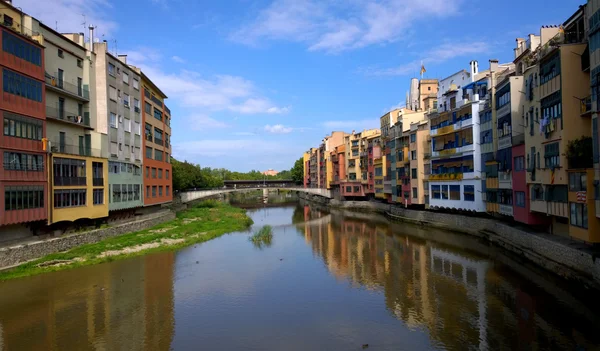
[18,0,582,172]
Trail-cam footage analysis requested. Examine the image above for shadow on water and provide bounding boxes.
[0,192,598,350]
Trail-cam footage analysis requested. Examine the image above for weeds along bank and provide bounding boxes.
[0,201,253,281]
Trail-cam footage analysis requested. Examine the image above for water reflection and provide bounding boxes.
[296,204,599,350]
[0,253,175,350]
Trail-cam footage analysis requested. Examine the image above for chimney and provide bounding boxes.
[469,60,476,82]
[88,25,95,53]
[118,54,127,64]
[489,59,499,73]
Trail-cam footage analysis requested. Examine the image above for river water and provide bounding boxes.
[0,192,599,350]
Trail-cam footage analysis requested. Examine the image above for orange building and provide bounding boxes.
[137,71,172,206]
[0,8,48,235]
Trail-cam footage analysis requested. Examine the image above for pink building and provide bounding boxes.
[512,145,548,227]
[262,169,279,176]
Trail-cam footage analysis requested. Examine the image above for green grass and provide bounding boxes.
[249,225,273,249]
[0,200,253,281]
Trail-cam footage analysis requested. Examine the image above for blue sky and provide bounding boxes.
[23,0,581,171]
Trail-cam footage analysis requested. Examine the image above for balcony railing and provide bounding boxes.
[54,176,86,186]
[93,178,104,187]
[154,138,164,146]
[145,133,153,142]
[45,72,89,100]
[50,141,102,158]
[46,105,91,128]
[151,95,163,108]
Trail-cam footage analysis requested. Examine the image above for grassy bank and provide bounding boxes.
[0,200,253,281]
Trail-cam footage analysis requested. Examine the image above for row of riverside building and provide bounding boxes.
[304,3,600,244]
[0,1,173,240]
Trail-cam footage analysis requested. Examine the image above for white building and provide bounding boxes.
[428,61,489,212]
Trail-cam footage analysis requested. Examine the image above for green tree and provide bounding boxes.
[290,157,304,184]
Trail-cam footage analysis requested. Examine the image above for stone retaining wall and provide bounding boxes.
[0,211,176,269]
[300,192,600,289]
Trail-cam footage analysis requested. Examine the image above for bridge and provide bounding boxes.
[223,179,296,188]
[179,187,332,203]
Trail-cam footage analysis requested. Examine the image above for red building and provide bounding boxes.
[366,142,380,197]
[0,22,48,234]
[512,144,548,226]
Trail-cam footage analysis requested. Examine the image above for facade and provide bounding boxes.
[588,0,600,220]
[409,120,431,207]
[138,71,172,207]
[428,62,490,212]
[93,43,144,212]
[365,134,381,197]
[0,6,48,235]
[29,21,109,224]
[340,129,379,199]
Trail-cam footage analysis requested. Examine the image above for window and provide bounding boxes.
[4,186,44,211]
[146,147,153,159]
[345,186,352,193]
[154,108,162,121]
[58,49,64,58]
[166,152,170,162]
[158,169,163,179]
[122,118,131,133]
[411,168,417,179]
[92,162,103,186]
[146,186,150,198]
[54,189,86,208]
[93,189,104,205]
[112,184,121,203]
[166,170,170,179]
[2,69,43,102]
[154,127,163,145]
[432,185,441,199]
[133,78,139,90]
[117,67,120,75]
[108,63,115,76]
[152,186,157,197]
[155,149,163,162]
[570,203,588,229]
[145,167,149,177]
[122,71,129,84]
[109,86,117,101]
[159,186,163,197]
[134,98,140,112]
[77,59,83,68]
[145,102,152,114]
[569,172,587,192]
[134,166,141,176]
[134,122,141,135]
[464,185,475,201]
[412,187,417,198]
[134,185,141,200]
[135,147,141,160]
[515,191,526,207]
[3,152,43,171]
[53,158,86,186]
[145,123,152,141]
[410,134,416,143]
[449,185,460,200]
[544,142,560,168]
[152,167,157,178]
[2,31,42,66]
[410,151,416,160]
[165,133,170,148]
[166,186,170,196]
[514,156,525,171]
[123,93,130,107]
[441,185,449,199]
[3,113,43,141]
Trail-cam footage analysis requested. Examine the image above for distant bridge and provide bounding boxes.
[179,187,332,203]
[223,179,296,188]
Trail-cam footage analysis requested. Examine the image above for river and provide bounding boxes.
[0,192,598,350]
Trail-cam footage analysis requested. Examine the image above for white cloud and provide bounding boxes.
[363,41,491,76]
[171,55,186,63]
[232,131,257,136]
[18,0,117,36]
[264,124,293,134]
[188,115,229,130]
[231,0,463,52]
[125,54,288,114]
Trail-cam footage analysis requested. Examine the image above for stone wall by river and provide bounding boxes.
[298,192,600,291]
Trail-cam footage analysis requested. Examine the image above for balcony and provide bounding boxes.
[428,173,464,181]
[498,135,512,150]
[154,138,164,146]
[45,72,89,101]
[93,178,104,187]
[499,204,514,217]
[50,141,103,158]
[430,117,473,136]
[46,106,92,129]
[580,96,592,117]
[432,143,474,158]
[498,171,512,189]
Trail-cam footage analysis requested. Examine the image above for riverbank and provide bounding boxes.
[298,192,600,291]
[0,201,253,281]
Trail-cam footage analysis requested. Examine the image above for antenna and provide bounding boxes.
[81,14,86,32]
[113,39,118,56]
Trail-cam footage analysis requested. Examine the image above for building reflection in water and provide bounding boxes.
[0,252,175,351]
[296,204,598,350]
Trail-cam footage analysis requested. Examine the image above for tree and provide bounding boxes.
[290,157,304,184]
